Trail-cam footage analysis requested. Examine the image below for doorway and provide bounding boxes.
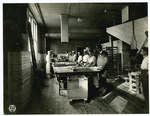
[77,47,85,56]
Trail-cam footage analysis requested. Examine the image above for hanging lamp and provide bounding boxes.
[77,3,82,23]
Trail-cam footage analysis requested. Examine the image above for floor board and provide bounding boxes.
[23,77,149,114]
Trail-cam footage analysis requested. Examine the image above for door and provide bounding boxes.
[77,47,85,56]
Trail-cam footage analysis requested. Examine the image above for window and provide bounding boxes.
[122,6,129,23]
[28,13,38,59]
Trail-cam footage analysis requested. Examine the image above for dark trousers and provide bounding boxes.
[141,70,149,104]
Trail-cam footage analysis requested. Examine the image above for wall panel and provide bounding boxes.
[48,39,99,54]
[107,17,148,49]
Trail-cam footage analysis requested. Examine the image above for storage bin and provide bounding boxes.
[67,75,88,103]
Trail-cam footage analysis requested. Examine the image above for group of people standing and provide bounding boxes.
[45,40,149,105]
[68,51,77,62]
[66,44,109,96]
[45,44,109,95]
[67,45,108,69]
[67,49,97,67]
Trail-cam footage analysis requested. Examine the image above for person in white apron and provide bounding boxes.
[46,50,52,78]
[86,50,96,67]
[77,51,83,64]
[69,52,73,62]
[82,49,89,66]
[93,44,108,95]
[72,51,77,62]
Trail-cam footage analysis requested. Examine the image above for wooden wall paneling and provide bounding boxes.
[134,17,148,48]
[19,51,32,112]
[107,17,148,49]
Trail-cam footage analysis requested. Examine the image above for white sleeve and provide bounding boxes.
[46,55,48,62]
[80,56,83,61]
[78,56,82,62]
[86,55,89,62]
[87,57,90,63]
[92,56,96,65]
[46,55,51,62]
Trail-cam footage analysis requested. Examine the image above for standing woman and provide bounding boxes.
[46,50,53,78]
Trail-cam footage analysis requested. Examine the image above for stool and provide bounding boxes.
[128,71,142,94]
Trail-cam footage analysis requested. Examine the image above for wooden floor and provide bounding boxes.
[22,77,149,114]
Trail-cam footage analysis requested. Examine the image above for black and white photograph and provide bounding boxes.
[2,1,149,115]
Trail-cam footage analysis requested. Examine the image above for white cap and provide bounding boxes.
[84,49,87,52]
[86,47,89,50]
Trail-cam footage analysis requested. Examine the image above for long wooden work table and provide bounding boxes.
[53,62,100,72]
[52,62,101,103]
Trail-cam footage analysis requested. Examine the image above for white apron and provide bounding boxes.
[46,55,51,74]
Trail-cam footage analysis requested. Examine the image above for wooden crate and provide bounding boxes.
[128,72,142,94]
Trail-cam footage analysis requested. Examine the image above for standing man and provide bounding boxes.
[141,47,149,107]
[46,50,53,78]
[94,44,108,95]
[68,51,73,62]
[77,51,83,64]
[95,44,103,59]
[82,49,90,66]
[86,50,96,67]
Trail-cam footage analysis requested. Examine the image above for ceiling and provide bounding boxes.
[29,3,147,43]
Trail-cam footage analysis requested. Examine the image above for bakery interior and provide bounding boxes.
[3,2,149,114]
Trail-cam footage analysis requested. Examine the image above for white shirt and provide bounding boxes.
[97,54,108,69]
[88,56,96,65]
[77,55,82,63]
[69,55,73,62]
[141,56,148,70]
[72,54,77,61]
[46,55,51,62]
[66,54,69,58]
[83,54,89,63]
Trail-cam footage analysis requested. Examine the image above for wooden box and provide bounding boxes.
[128,71,142,94]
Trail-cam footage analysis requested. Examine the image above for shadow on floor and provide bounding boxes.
[88,78,125,102]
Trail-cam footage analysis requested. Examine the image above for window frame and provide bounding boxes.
[28,13,38,60]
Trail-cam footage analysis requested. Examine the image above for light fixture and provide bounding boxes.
[77,3,82,23]
[77,17,82,23]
